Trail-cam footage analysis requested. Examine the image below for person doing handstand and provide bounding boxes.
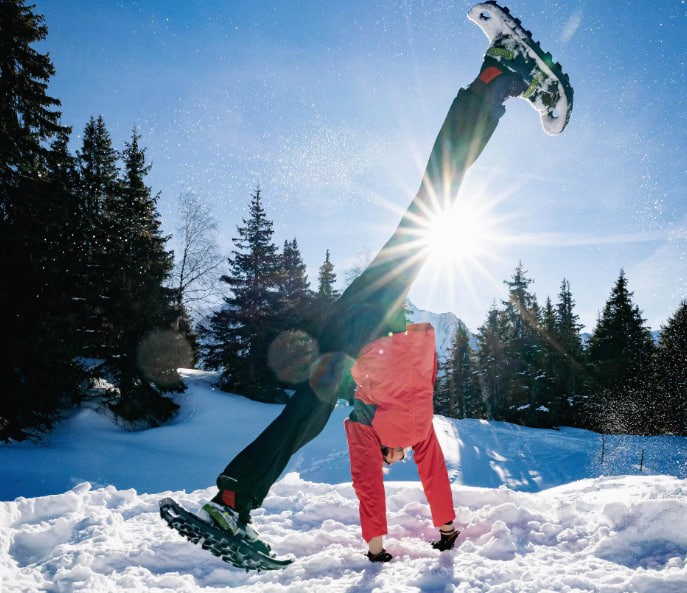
[196,1,573,563]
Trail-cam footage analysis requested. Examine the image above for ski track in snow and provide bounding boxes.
[1,369,687,592]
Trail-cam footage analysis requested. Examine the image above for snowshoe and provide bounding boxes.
[159,497,294,571]
[469,1,574,135]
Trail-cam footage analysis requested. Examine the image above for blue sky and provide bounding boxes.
[34,0,686,333]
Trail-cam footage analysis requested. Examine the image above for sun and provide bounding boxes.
[422,197,499,268]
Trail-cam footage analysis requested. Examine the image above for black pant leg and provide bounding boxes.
[215,85,506,513]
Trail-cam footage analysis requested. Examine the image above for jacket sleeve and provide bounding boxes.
[344,418,387,542]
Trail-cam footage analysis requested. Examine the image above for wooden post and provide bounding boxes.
[601,434,605,464]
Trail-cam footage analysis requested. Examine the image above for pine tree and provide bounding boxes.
[73,115,121,358]
[0,1,83,439]
[307,248,340,333]
[534,281,587,427]
[537,297,560,415]
[200,188,287,403]
[652,301,687,435]
[474,303,508,419]
[552,279,586,424]
[0,0,66,198]
[586,270,655,433]
[278,238,313,331]
[104,129,183,424]
[437,323,482,419]
[500,263,548,425]
[317,249,339,299]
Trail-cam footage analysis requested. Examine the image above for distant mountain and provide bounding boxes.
[405,299,471,361]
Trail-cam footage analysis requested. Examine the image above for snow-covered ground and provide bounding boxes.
[1,369,686,592]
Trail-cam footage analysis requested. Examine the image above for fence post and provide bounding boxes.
[601,434,605,464]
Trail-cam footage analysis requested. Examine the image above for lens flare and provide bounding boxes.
[268,330,319,384]
[308,352,356,403]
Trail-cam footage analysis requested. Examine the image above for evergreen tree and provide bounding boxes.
[0,0,66,199]
[500,263,549,425]
[652,301,687,435]
[474,303,508,419]
[317,249,339,299]
[200,188,287,403]
[436,323,482,418]
[0,1,83,439]
[537,296,560,415]
[73,115,121,358]
[104,129,183,424]
[308,248,340,332]
[534,281,587,427]
[586,270,655,433]
[552,279,586,424]
[278,238,313,331]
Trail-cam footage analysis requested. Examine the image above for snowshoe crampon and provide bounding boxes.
[469,1,574,135]
[159,497,293,571]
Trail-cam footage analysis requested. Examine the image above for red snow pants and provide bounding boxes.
[345,419,455,542]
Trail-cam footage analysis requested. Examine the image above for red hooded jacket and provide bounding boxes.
[345,323,455,542]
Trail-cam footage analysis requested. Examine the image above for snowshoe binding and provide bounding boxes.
[469,1,574,135]
[159,497,294,571]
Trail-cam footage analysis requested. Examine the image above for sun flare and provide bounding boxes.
[422,198,498,268]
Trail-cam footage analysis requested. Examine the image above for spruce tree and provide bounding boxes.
[534,281,587,427]
[73,115,121,358]
[0,0,66,197]
[278,238,313,331]
[200,188,287,403]
[538,297,560,416]
[307,248,339,332]
[0,1,83,439]
[552,279,586,424]
[500,263,548,424]
[104,129,183,424]
[317,249,339,298]
[474,303,508,419]
[586,270,655,433]
[652,301,687,434]
[438,323,481,418]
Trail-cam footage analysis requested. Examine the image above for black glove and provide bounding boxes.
[367,549,393,563]
[431,527,459,551]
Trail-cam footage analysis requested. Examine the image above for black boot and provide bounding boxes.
[432,526,460,551]
[367,549,393,563]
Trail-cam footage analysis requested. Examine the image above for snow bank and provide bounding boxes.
[2,475,687,593]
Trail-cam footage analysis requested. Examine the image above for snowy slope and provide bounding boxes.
[1,369,687,593]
